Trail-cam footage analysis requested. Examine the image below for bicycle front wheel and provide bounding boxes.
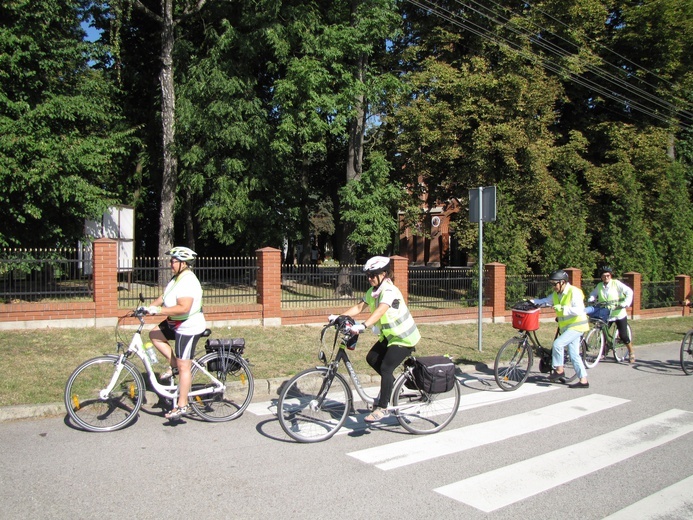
[189,352,254,422]
[681,331,693,375]
[494,337,533,391]
[277,368,351,443]
[64,355,145,432]
[393,376,460,434]
[582,327,604,369]
[611,323,633,363]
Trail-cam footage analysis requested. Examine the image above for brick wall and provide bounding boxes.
[0,246,690,329]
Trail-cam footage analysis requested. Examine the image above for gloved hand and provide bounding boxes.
[328,314,339,324]
[349,323,366,334]
[147,306,162,315]
[553,304,563,313]
[587,296,595,303]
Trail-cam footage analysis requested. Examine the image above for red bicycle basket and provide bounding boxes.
[511,308,540,331]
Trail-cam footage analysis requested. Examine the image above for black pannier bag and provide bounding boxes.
[205,338,245,372]
[406,355,456,393]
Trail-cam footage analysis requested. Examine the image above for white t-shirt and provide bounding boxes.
[162,270,205,335]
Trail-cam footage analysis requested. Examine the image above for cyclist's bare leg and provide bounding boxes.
[175,358,192,408]
[149,328,175,367]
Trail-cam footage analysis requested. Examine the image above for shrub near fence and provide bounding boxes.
[0,240,690,328]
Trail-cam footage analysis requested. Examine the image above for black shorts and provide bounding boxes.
[158,320,203,360]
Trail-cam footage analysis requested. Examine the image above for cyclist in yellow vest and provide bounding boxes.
[144,246,206,420]
[586,266,635,363]
[532,270,590,388]
[329,256,421,422]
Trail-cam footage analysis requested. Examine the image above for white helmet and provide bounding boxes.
[166,246,197,263]
[363,256,390,274]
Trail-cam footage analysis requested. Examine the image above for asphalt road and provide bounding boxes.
[0,342,691,519]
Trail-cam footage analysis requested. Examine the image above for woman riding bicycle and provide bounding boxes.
[329,256,421,423]
[585,266,635,363]
[144,246,206,420]
[531,270,590,389]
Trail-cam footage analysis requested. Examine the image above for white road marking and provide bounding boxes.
[348,394,628,470]
[434,409,693,513]
[602,474,693,519]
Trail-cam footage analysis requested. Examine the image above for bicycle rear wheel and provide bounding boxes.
[393,375,460,434]
[611,323,633,363]
[582,327,604,369]
[277,368,351,443]
[494,337,533,391]
[681,330,693,375]
[64,355,144,432]
[189,351,254,422]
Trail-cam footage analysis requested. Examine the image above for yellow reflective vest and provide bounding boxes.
[364,281,420,347]
[552,286,589,334]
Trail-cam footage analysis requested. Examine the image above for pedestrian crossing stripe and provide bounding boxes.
[348,393,628,470]
[601,474,693,519]
[434,408,693,512]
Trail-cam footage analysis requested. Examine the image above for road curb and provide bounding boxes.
[1,364,480,424]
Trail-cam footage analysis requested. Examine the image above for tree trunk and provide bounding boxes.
[340,52,367,268]
[158,0,177,259]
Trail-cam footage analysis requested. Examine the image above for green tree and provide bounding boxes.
[652,162,693,278]
[0,0,135,247]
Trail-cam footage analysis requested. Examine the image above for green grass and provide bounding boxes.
[1,315,692,407]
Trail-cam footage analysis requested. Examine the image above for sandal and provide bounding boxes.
[160,367,178,380]
[364,408,390,423]
[165,405,189,420]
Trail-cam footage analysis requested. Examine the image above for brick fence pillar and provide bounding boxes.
[485,262,506,323]
[93,238,119,321]
[623,272,641,319]
[256,247,282,326]
[675,274,690,316]
[390,255,409,302]
[564,267,582,288]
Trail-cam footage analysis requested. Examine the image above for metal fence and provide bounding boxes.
[640,280,676,309]
[0,248,93,303]
[505,274,552,308]
[281,264,364,309]
[117,256,258,308]
[0,246,684,313]
[408,266,479,309]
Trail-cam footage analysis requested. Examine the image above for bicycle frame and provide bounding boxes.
[316,346,424,415]
[103,313,226,404]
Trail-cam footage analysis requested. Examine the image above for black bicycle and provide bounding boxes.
[276,318,461,442]
[494,301,582,391]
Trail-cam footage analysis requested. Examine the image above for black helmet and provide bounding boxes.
[548,270,568,282]
[599,266,613,276]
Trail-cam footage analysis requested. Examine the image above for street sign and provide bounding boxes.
[469,186,497,222]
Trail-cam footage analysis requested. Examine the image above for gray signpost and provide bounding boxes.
[469,186,497,351]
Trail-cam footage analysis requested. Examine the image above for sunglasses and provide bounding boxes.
[367,273,379,279]
[552,281,562,286]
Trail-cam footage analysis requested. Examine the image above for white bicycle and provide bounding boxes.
[64,301,254,432]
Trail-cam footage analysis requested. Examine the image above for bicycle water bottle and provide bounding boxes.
[144,342,158,364]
